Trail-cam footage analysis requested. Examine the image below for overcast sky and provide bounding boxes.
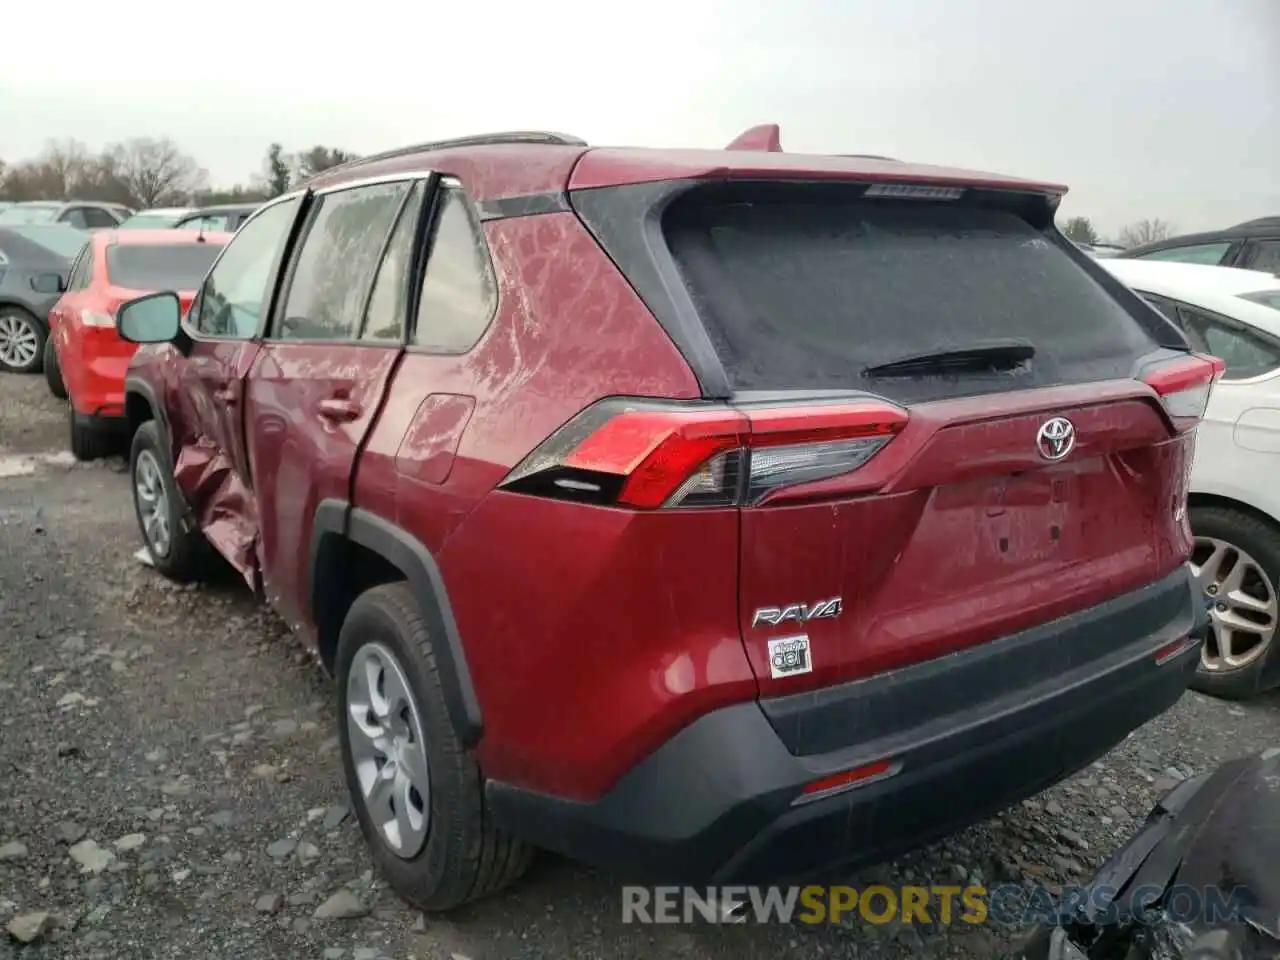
[1,0,1275,238]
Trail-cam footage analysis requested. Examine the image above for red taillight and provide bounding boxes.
[500,398,907,509]
[562,408,746,509]
[1139,353,1225,430]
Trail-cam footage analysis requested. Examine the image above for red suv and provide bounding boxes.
[47,229,229,459]
[115,127,1216,911]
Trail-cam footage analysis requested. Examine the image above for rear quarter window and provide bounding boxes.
[663,191,1158,401]
[106,242,226,291]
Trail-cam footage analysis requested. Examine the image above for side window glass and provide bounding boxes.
[1136,242,1231,266]
[1246,241,1280,275]
[361,183,422,342]
[1177,305,1280,380]
[66,246,91,290]
[180,215,220,232]
[194,197,301,339]
[276,181,410,341]
[74,246,95,290]
[82,208,118,229]
[1139,293,1177,323]
[412,186,497,353]
[60,209,88,230]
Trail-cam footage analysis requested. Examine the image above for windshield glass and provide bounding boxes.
[1239,290,1280,311]
[5,226,88,259]
[0,204,60,225]
[106,242,226,290]
[117,213,184,229]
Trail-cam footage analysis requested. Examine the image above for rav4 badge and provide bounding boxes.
[752,597,842,629]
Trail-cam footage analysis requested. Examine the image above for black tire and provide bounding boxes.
[44,336,67,399]
[129,420,212,582]
[336,582,533,911]
[0,307,46,374]
[69,406,115,462]
[1188,504,1280,701]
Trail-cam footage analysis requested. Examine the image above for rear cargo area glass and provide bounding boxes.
[664,195,1156,400]
[107,243,224,291]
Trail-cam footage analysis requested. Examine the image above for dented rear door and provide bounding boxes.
[243,177,425,636]
[169,194,308,584]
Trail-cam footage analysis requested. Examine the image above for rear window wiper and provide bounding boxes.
[861,340,1035,378]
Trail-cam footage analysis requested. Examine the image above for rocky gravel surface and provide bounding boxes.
[1,372,1278,959]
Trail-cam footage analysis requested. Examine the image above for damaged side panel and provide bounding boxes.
[165,339,265,589]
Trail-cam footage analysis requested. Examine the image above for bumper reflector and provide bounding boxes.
[793,758,901,805]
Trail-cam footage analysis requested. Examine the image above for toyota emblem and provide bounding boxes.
[1036,417,1075,461]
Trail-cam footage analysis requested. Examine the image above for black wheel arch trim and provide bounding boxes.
[311,499,483,748]
[124,375,171,444]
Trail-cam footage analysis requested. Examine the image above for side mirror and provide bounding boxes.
[30,273,65,295]
[117,291,182,344]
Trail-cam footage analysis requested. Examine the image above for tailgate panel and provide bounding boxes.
[738,394,1194,695]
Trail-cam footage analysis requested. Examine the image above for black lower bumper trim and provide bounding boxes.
[488,567,1205,885]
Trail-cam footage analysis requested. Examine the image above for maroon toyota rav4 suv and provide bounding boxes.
[115,126,1216,911]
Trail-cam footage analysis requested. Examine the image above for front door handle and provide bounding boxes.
[212,386,236,404]
[318,397,361,422]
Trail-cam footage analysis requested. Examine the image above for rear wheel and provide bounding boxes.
[129,420,211,582]
[0,307,44,373]
[337,582,533,911]
[44,337,67,398]
[69,407,115,462]
[1188,505,1280,700]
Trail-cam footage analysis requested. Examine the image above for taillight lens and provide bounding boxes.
[500,398,907,509]
[1140,354,1226,430]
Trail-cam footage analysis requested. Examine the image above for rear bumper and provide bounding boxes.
[60,330,133,417]
[487,565,1208,884]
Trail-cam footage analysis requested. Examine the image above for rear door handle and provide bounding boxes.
[318,397,362,422]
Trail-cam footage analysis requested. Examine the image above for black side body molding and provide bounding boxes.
[311,499,483,747]
[475,192,572,222]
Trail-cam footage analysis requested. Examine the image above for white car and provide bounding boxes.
[1103,258,1280,699]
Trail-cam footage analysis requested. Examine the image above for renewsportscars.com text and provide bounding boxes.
[622,884,1250,927]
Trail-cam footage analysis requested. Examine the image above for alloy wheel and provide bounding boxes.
[1190,536,1278,672]
[346,642,431,859]
[0,314,39,369]
[134,450,172,558]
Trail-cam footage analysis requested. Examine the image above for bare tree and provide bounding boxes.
[1118,219,1176,248]
[0,139,97,200]
[1061,216,1100,245]
[104,137,207,208]
[293,145,359,182]
[194,184,269,206]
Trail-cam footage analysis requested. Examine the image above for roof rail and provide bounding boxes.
[725,124,783,152]
[1231,216,1280,229]
[837,154,903,162]
[311,131,588,179]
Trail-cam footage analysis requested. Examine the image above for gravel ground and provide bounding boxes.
[1,371,1277,960]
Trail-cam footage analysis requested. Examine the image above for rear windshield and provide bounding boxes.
[117,213,183,229]
[664,194,1158,400]
[1240,290,1280,311]
[106,242,225,291]
[0,205,59,225]
[4,226,86,259]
